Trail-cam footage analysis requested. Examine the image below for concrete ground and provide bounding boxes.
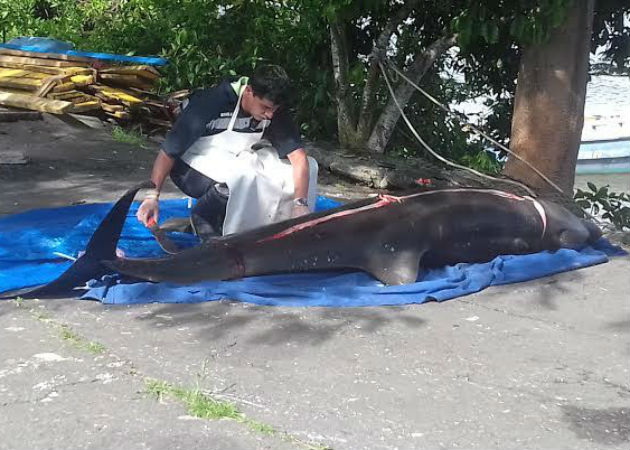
[0,114,629,450]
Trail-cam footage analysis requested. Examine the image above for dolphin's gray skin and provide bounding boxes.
[106,187,602,286]
[0,180,154,299]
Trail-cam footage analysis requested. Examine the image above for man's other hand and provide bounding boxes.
[291,204,310,219]
[137,198,160,226]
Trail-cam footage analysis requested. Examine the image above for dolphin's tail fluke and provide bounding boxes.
[0,180,154,299]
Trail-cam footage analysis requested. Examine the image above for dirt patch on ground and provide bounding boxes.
[0,113,377,216]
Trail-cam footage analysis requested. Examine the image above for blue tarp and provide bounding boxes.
[0,198,624,307]
[2,37,168,66]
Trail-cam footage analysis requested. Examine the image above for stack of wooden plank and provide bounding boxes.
[0,47,168,124]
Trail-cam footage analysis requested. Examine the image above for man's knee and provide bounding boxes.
[192,183,229,235]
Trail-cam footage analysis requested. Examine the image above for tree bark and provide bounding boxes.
[503,0,594,195]
[329,21,358,147]
[330,2,422,150]
[356,1,420,140]
[366,34,457,154]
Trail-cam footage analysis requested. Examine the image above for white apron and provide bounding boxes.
[181,87,318,235]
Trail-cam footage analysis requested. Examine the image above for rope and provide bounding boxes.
[378,62,537,197]
[385,61,567,195]
[387,61,564,194]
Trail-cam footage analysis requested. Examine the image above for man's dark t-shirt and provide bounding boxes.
[163,78,302,160]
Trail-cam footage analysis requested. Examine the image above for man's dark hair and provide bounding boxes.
[250,65,291,106]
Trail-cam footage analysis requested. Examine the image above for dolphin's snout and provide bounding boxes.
[556,227,590,249]
[581,219,603,244]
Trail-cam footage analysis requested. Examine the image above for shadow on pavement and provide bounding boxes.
[129,301,427,346]
[562,404,629,446]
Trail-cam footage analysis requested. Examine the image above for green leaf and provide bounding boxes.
[575,200,591,209]
[574,188,586,197]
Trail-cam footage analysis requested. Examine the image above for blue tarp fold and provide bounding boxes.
[2,37,168,65]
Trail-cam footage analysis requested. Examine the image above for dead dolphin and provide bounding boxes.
[105,186,601,286]
[0,180,154,299]
[0,183,602,298]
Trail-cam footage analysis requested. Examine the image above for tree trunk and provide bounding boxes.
[329,22,360,148]
[366,35,457,154]
[503,0,594,195]
[329,2,422,151]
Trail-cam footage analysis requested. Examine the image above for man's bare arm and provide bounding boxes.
[137,149,175,226]
[287,148,309,201]
[150,149,176,192]
[287,148,311,218]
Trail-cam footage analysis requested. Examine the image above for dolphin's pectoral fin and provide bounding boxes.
[362,247,426,285]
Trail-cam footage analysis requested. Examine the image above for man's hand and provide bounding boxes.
[136,149,174,227]
[137,197,160,227]
[291,204,310,218]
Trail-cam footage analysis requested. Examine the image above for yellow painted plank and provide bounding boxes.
[0,54,86,67]
[100,102,124,113]
[95,88,143,104]
[70,100,101,113]
[51,82,77,93]
[0,77,42,91]
[0,62,91,75]
[99,65,160,80]
[0,68,50,79]
[27,65,92,76]
[0,48,93,63]
[99,73,152,88]
[0,90,73,113]
[0,87,31,95]
[69,74,94,85]
[48,90,84,100]
[48,90,98,104]
[104,109,131,119]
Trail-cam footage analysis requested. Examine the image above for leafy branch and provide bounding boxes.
[574,182,630,231]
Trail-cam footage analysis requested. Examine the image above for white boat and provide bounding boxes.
[576,113,630,175]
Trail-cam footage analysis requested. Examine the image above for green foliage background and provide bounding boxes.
[0,0,627,171]
[0,1,337,139]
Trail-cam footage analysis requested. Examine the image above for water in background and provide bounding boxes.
[584,75,630,120]
[453,74,629,194]
[578,75,629,194]
[574,173,629,194]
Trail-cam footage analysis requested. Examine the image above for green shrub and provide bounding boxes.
[574,182,630,231]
